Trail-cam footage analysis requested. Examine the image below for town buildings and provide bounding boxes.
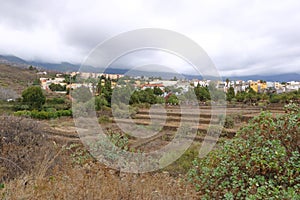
[39,71,300,95]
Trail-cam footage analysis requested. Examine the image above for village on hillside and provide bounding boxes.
[39,71,300,97]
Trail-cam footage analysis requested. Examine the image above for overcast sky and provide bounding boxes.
[0,0,300,76]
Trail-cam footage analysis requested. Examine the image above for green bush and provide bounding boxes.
[166,94,179,105]
[14,110,31,117]
[49,83,66,91]
[163,145,199,175]
[224,116,235,129]
[46,97,65,104]
[270,94,281,103]
[98,115,111,124]
[133,103,151,109]
[43,97,71,111]
[95,95,109,111]
[88,129,129,164]
[14,109,72,119]
[21,86,46,110]
[188,103,300,199]
[112,103,138,119]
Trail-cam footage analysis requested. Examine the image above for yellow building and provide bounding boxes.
[249,80,267,93]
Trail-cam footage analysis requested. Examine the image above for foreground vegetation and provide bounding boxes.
[0,116,197,199]
[11,86,72,119]
[188,103,300,199]
[1,103,298,199]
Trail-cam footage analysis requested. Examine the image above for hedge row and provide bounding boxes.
[14,109,72,119]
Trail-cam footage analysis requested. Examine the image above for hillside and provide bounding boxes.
[0,64,38,95]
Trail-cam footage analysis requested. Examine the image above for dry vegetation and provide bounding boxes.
[0,115,197,199]
[0,104,298,199]
[0,64,37,95]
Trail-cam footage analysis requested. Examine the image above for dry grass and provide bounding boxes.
[0,64,37,95]
[1,150,197,200]
[0,115,197,199]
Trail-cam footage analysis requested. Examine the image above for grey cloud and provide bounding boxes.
[0,0,300,76]
[0,0,65,30]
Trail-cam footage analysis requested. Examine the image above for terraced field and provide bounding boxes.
[47,104,286,153]
[113,105,283,150]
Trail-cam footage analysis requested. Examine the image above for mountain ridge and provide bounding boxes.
[0,54,299,82]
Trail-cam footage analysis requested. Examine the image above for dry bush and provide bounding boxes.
[1,147,197,199]
[0,115,59,181]
[0,115,197,199]
[0,87,18,101]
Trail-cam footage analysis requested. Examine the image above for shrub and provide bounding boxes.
[98,115,111,124]
[112,103,138,119]
[188,103,300,199]
[14,109,72,119]
[218,115,235,129]
[46,97,65,104]
[224,116,234,129]
[21,86,46,110]
[163,145,199,175]
[166,94,179,105]
[49,83,66,91]
[0,116,53,181]
[95,95,108,111]
[14,110,31,117]
[134,103,151,109]
[270,94,281,103]
[88,129,129,165]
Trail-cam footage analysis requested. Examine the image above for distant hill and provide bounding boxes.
[0,55,27,64]
[0,54,81,72]
[0,54,299,82]
[29,61,80,72]
[0,55,29,68]
[227,73,300,82]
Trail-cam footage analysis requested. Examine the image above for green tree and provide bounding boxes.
[236,91,246,102]
[260,93,269,102]
[112,84,133,105]
[166,94,179,105]
[22,86,46,110]
[226,86,235,102]
[142,88,157,104]
[129,91,140,104]
[64,74,77,84]
[95,95,108,110]
[170,76,178,81]
[49,83,66,91]
[28,65,35,70]
[225,78,230,87]
[97,76,113,106]
[71,86,92,103]
[129,88,157,105]
[194,84,210,101]
[244,87,258,104]
[32,79,41,86]
[153,86,163,96]
[96,75,104,94]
